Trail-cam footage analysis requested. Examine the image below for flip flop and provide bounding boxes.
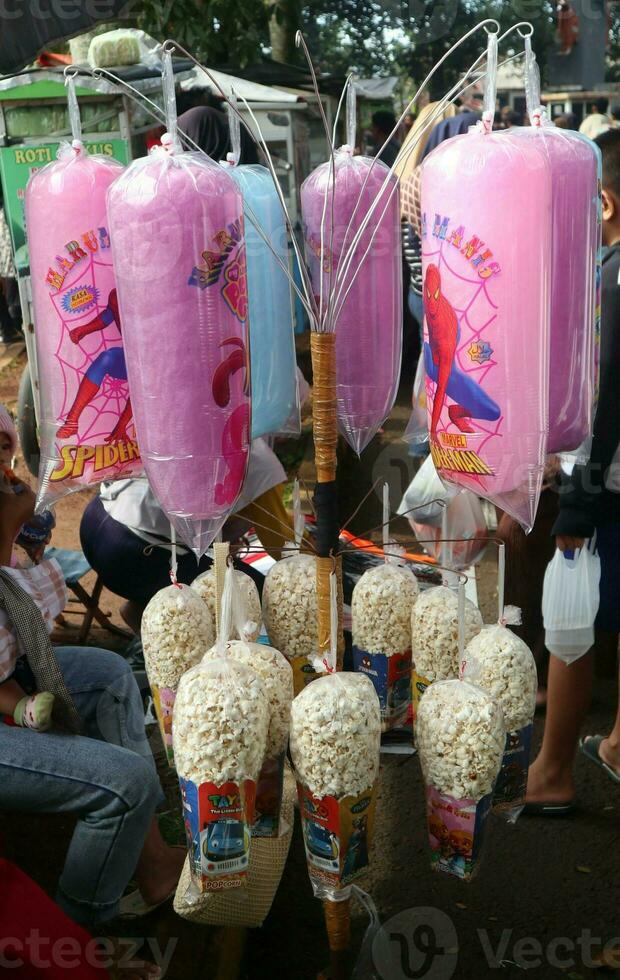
[520,801,576,817]
[580,735,620,786]
[118,886,177,919]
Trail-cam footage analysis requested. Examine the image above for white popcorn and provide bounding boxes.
[290,673,381,799]
[262,553,317,658]
[192,568,261,641]
[416,679,505,801]
[352,563,419,655]
[411,586,482,682]
[173,657,269,785]
[463,625,537,732]
[141,584,215,690]
[203,640,293,758]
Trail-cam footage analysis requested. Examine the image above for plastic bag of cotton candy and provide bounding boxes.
[411,585,483,720]
[173,655,269,897]
[416,679,504,880]
[462,625,537,822]
[351,557,419,732]
[290,673,381,900]
[141,583,215,766]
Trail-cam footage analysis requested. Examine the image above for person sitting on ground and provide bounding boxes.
[0,409,55,731]
[0,478,185,924]
[80,437,296,635]
[525,128,620,815]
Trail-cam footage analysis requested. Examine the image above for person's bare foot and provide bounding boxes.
[526,758,575,805]
[596,736,620,776]
[135,846,186,907]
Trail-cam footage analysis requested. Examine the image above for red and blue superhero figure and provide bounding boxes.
[57,288,132,443]
[423,264,500,438]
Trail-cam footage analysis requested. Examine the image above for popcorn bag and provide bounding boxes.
[204,639,293,838]
[416,679,504,880]
[411,586,483,720]
[290,673,381,900]
[262,552,319,695]
[351,561,419,731]
[463,625,537,821]
[141,584,215,766]
[173,657,269,895]
[192,568,261,642]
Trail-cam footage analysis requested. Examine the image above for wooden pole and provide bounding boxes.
[310,330,350,979]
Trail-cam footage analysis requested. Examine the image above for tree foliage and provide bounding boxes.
[135,0,269,67]
[132,0,574,92]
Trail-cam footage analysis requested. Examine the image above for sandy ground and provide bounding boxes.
[3,348,620,980]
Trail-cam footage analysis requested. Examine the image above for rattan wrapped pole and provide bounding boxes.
[310,330,350,977]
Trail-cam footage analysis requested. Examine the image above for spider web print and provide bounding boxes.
[49,252,136,467]
[422,237,503,491]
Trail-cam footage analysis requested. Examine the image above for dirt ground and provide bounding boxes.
[3,348,620,980]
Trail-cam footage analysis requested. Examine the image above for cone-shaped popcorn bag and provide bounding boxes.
[26,141,142,510]
[262,551,319,694]
[419,117,552,530]
[301,148,402,454]
[463,624,537,822]
[192,568,261,642]
[173,656,268,896]
[141,583,215,766]
[290,672,381,900]
[416,678,504,880]
[106,136,251,557]
[352,561,419,732]
[411,585,482,719]
[223,161,299,438]
[204,639,293,837]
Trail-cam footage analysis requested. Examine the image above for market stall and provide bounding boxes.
[8,16,601,979]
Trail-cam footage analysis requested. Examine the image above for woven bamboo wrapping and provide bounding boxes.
[310,332,338,483]
[173,765,296,927]
[324,897,352,952]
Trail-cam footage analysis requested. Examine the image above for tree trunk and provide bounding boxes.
[265,0,301,64]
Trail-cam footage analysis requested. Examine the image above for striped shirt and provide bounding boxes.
[0,560,67,683]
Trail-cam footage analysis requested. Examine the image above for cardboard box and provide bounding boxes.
[425,784,493,880]
[352,647,412,731]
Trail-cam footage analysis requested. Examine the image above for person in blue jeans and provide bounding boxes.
[0,481,183,928]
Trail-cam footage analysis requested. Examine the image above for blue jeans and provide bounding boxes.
[0,647,162,925]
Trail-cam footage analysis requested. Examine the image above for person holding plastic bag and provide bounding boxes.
[526,130,620,815]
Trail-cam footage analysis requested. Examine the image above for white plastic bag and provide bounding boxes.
[397,454,458,527]
[411,489,488,570]
[542,545,601,663]
[402,354,428,448]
